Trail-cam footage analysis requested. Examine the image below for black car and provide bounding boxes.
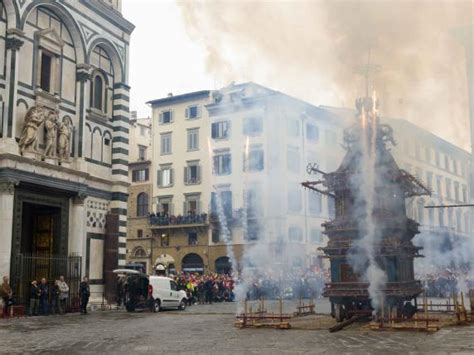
[114,269,154,312]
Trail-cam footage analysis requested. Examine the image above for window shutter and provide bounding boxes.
[184,167,188,184]
[197,165,201,182]
[211,123,217,138]
[170,110,173,123]
[183,201,187,215]
[145,169,149,181]
[159,112,163,124]
[157,169,162,187]
[198,201,202,214]
[185,107,189,118]
[197,105,202,118]
[170,168,174,185]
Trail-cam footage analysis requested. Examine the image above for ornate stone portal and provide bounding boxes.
[18,105,72,162]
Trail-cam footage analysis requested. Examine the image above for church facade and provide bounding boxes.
[0,0,134,303]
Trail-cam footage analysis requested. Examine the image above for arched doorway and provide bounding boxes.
[215,256,231,274]
[181,253,204,274]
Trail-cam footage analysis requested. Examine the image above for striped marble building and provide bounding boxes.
[0,0,134,303]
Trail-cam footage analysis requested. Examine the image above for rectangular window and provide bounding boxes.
[184,163,201,185]
[211,121,230,139]
[288,119,300,137]
[157,197,173,215]
[288,226,303,243]
[212,228,220,243]
[453,160,458,175]
[161,234,169,247]
[157,166,173,187]
[308,192,322,215]
[454,182,460,202]
[213,153,231,175]
[159,110,173,124]
[160,133,172,155]
[186,105,201,120]
[287,147,300,173]
[306,123,319,142]
[435,151,440,167]
[188,232,198,245]
[445,155,450,171]
[243,116,263,136]
[211,191,233,219]
[40,52,52,92]
[310,229,322,244]
[132,169,149,182]
[446,178,452,199]
[244,147,264,172]
[462,185,467,203]
[436,176,443,198]
[138,145,147,161]
[426,172,433,191]
[187,128,199,151]
[184,194,201,215]
[287,184,302,212]
[137,229,143,238]
[245,186,262,218]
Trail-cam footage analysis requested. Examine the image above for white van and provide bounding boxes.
[148,276,187,312]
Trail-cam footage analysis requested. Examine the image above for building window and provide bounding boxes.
[186,105,201,119]
[453,160,458,175]
[288,119,300,137]
[132,168,149,182]
[160,234,169,247]
[159,110,173,124]
[40,52,53,92]
[104,138,110,146]
[287,147,300,173]
[157,197,173,215]
[245,185,262,218]
[288,184,302,212]
[160,133,172,155]
[306,123,319,142]
[157,166,173,187]
[213,153,231,175]
[454,182,460,202]
[244,146,264,172]
[188,232,198,245]
[243,116,263,136]
[438,209,444,227]
[212,228,220,243]
[288,226,303,243]
[187,128,199,151]
[462,185,467,203]
[92,74,105,111]
[138,145,147,161]
[184,162,201,185]
[445,155,450,172]
[435,151,440,167]
[426,172,433,191]
[436,176,443,198]
[137,229,143,238]
[445,178,452,199]
[211,191,233,219]
[136,192,149,217]
[211,121,230,139]
[310,229,322,244]
[308,192,322,215]
[184,194,201,215]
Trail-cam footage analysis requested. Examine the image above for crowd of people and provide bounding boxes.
[417,268,474,298]
[173,272,235,305]
[0,275,91,318]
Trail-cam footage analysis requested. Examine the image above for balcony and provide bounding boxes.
[148,213,208,230]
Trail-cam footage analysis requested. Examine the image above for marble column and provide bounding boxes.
[0,179,17,278]
[0,29,24,153]
[69,194,87,276]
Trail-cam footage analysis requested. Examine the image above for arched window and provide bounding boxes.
[133,247,147,258]
[182,253,204,273]
[137,192,149,217]
[91,73,106,112]
[215,256,231,274]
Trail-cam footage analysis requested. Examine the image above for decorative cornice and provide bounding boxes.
[76,71,91,83]
[0,179,19,195]
[6,37,24,51]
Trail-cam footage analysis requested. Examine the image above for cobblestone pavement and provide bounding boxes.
[0,302,473,354]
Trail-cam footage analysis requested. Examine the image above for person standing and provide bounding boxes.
[1,276,13,318]
[39,278,49,315]
[57,276,69,315]
[29,280,40,316]
[50,280,60,315]
[79,277,90,315]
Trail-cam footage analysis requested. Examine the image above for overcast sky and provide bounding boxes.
[122,0,213,118]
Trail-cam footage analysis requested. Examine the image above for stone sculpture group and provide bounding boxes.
[18,104,72,161]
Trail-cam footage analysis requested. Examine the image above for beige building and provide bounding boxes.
[0,0,134,303]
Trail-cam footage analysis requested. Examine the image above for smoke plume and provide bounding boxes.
[178,0,473,149]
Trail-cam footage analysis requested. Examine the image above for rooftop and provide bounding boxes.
[146,90,211,107]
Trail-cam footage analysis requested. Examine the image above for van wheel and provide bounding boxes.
[153,300,161,313]
[179,300,187,311]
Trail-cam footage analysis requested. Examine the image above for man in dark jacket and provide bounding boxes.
[39,278,49,315]
[29,280,40,316]
[79,276,90,315]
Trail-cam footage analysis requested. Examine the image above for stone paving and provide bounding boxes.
[0,301,473,354]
